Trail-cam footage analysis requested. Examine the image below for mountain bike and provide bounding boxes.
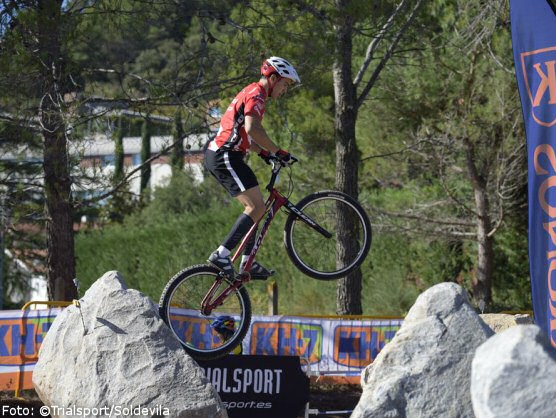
[159,154,372,360]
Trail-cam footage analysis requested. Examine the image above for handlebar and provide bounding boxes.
[265,153,298,191]
[266,153,299,168]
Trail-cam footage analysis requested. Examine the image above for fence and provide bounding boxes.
[0,305,403,393]
[0,302,70,394]
[241,314,402,382]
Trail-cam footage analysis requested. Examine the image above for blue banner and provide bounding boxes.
[510,0,556,345]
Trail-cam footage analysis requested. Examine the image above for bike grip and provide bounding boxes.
[258,149,273,165]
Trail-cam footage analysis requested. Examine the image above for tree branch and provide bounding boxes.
[353,0,409,88]
[356,0,425,109]
[0,111,41,132]
[376,206,476,228]
[360,138,427,162]
[287,0,329,21]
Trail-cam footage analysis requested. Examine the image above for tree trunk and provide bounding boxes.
[140,118,152,196]
[172,110,184,175]
[38,0,77,301]
[473,187,493,308]
[463,137,493,307]
[114,116,125,183]
[333,3,362,315]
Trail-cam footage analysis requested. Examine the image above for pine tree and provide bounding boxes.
[171,110,184,176]
[114,115,125,184]
[0,0,245,300]
[105,114,136,223]
[140,118,152,198]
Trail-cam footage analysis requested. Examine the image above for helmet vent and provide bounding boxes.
[261,56,300,83]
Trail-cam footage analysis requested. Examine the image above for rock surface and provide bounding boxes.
[471,324,556,418]
[33,271,227,418]
[351,283,493,418]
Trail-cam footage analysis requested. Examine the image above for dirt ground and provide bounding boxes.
[1,384,361,418]
[0,395,49,417]
[305,383,362,416]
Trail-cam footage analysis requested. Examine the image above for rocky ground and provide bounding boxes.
[1,384,361,418]
[0,393,48,417]
[305,383,361,417]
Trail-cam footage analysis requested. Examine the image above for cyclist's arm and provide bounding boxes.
[245,115,280,153]
[250,142,263,154]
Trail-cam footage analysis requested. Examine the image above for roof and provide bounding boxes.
[78,133,208,157]
[1,133,209,162]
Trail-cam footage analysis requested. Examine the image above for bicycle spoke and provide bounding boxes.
[285,192,371,279]
[162,267,250,356]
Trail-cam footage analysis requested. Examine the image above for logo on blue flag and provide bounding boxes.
[520,47,556,127]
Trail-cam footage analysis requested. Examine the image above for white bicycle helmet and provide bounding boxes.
[261,56,301,84]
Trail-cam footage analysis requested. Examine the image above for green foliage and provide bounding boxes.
[7,0,532,314]
[68,0,244,104]
[141,171,228,222]
[491,215,531,311]
[76,172,339,313]
[352,0,529,308]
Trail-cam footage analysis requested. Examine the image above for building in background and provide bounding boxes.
[1,106,219,306]
[77,132,207,196]
[75,108,209,197]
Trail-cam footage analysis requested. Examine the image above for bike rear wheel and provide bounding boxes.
[159,264,251,360]
[284,191,372,280]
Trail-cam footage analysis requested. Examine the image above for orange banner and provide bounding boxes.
[0,308,402,391]
[0,309,61,391]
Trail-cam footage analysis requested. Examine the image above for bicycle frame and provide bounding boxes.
[200,160,332,315]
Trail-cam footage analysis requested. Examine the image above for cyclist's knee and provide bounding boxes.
[237,187,265,220]
[245,204,265,221]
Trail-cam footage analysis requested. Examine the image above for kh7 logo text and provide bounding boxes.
[249,322,322,362]
[333,324,399,367]
[521,46,556,127]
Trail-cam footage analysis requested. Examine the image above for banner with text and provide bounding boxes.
[0,308,401,391]
[510,0,556,345]
[197,355,309,418]
[242,315,402,375]
[0,308,61,390]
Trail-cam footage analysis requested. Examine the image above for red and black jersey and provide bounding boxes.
[208,82,267,154]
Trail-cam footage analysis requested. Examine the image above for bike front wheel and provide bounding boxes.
[159,264,251,360]
[284,191,372,280]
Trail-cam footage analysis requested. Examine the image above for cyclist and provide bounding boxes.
[204,56,300,279]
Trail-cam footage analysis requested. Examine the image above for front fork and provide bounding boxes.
[284,200,333,239]
[200,273,247,316]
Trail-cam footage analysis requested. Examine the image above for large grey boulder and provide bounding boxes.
[351,283,493,418]
[33,271,227,418]
[471,325,556,418]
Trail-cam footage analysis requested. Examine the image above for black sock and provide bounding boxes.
[221,213,255,251]
[243,226,258,256]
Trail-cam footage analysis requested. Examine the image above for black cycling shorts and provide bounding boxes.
[204,149,258,197]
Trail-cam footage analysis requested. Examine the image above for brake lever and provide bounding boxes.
[268,154,299,167]
[281,154,298,167]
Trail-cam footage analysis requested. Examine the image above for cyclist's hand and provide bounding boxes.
[276,149,292,165]
[258,149,273,165]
